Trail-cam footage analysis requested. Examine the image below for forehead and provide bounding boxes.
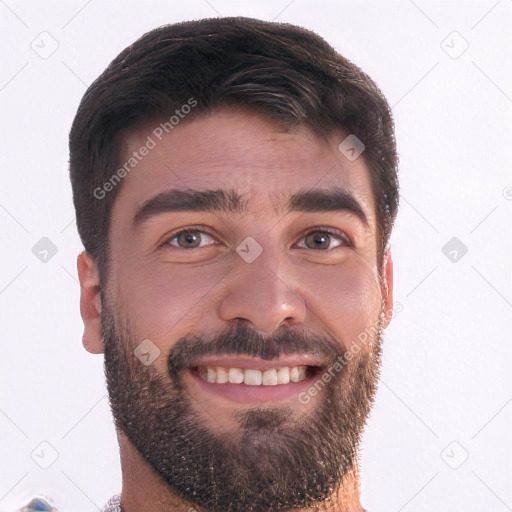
[111,108,376,225]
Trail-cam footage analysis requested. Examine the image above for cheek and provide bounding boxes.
[301,260,382,344]
[115,261,225,347]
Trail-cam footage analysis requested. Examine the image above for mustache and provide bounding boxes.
[168,321,344,374]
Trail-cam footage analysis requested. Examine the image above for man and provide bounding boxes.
[70,16,399,512]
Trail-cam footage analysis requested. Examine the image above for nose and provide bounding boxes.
[217,245,308,335]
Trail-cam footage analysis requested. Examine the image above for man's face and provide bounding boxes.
[94,108,393,511]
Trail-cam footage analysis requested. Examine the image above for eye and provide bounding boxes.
[162,228,218,249]
[160,227,350,252]
[296,229,350,251]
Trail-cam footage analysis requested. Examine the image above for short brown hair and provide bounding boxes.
[69,16,399,282]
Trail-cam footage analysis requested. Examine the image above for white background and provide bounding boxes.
[1,1,511,511]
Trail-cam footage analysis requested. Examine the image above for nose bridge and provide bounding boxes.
[217,236,307,334]
[246,245,290,301]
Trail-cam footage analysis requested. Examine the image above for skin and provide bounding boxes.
[77,106,393,512]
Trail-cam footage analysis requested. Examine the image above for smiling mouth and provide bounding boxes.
[191,365,322,385]
[185,355,327,403]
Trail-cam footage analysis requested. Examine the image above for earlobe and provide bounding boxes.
[77,251,104,354]
[381,247,394,329]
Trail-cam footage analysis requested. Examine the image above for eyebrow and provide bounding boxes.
[289,187,368,225]
[132,187,368,228]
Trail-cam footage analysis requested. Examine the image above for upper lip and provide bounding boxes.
[188,354,327,370]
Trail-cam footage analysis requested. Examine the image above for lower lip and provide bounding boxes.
[188,368,321,404]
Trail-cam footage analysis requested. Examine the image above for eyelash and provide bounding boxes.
[159,226,352,251]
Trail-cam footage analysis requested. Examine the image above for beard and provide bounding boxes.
[102,301,384,512]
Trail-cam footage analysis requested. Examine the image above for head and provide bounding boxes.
[72,17,399,512]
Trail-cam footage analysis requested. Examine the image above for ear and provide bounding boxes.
[77,251,104,354]
[381,247,394,329]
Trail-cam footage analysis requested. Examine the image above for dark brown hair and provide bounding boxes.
[69,16,399,282]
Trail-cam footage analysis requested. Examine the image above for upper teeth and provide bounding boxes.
[198,366,307,385]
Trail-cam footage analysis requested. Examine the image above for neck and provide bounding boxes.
[117,431,365,512]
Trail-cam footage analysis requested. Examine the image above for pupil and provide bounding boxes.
[316,235,326,246]
[308,232,329,249]
[180,232,199,247]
